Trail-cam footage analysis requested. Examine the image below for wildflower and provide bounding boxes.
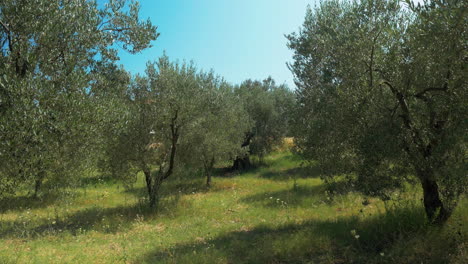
[350,229,360,239]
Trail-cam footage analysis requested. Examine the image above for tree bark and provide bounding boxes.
[206,171,212,187]
[419,172,451,225]
[204,156,215,187]
[149,175,165,208]
[149,191,157,208]
[149,180,160,208]
[143,167,155,207]
[231,132,254,171]
[33,171,45,198]
[232,156,251,171]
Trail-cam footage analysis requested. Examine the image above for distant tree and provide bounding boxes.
[288,0,467,224]
[232,77,295,170]
[178,73,250,186]
[0,0,158,197]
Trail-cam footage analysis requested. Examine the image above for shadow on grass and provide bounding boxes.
[212,166,235,177]
[125,178,213,200]
[259,165,322,181]
[213,165,264,179]
[0,193,60,213]
[240,180,353,209]
[240,184,327,208]
[137,205,457,264]
[0,193,190,239]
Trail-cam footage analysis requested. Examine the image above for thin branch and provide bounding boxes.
[162,109,179,180]
[414,87,448,98]
[97,20,111,30]
[382,81,410,117]
[381,80,425,153]
[0,20,13,53]
[101,27,132,32]
[368,29,382,89]
[414,69,451,99]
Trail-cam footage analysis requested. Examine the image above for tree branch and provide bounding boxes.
[368,29,382,88]
[382,81,410,117]
[0,20,13,53]
[414,69,450,99]
[381,80,426,156]
[414,87,448,98]
[162,109,179,180]
[101,27,132,33]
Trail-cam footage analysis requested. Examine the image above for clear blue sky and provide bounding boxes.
[116,0,317,89]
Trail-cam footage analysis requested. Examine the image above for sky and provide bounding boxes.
[116,0,317,89]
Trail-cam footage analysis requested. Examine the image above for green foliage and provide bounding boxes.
[288,0,467,224]
[234,77,295,161]
[176,72,250,184]
[102,55,250,205]
[0,0,158,197]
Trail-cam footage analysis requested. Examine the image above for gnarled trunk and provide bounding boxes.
[143,167,156,207]
[232,132,254,171]
[145,110,180,208]
[418,171,451,225]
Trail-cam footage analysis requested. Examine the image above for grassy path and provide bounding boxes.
[0,151,466,263]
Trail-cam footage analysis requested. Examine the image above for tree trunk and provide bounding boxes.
[232,156,251,171]
[232,132,254,171]
[143,167,156,208]
[147,110,180,208]
[33,171,45,198]
[232,158,240,171]
[149,188,158,208]
[206,171,212,187]
[205,157,215,187]
[149,176,163,208]
[242,156,251,169]
[419,174,451,225]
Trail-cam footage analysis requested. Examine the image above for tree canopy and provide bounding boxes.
[231,77,295,169]
[0,0,158,196]
[288,0,467,224]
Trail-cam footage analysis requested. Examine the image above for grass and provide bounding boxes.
[0,150,466,263]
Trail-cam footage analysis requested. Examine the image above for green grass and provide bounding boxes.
[0,151,466,263]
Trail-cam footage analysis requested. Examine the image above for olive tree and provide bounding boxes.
[104,56,209,207]
[0,0,158,197]
[178,73,250,186]
[232,77,295,170]
[288,0,466,224]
